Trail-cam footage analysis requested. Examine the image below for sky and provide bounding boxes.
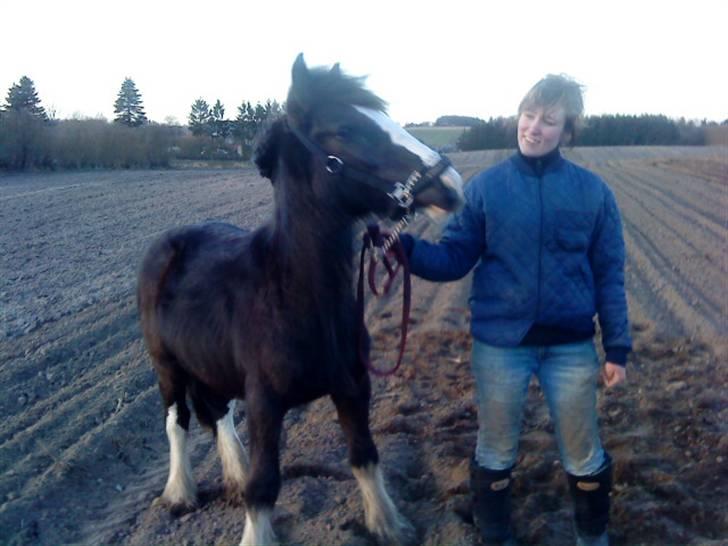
[1,0,726,126]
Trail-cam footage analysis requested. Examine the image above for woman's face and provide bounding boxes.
[517,104,567,157]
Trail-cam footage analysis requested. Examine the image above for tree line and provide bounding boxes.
[457,114,723,151]
[0,76,283,170]
[185,97,283,160]
[1,76,724,170]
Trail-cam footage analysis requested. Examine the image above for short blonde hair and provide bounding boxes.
[518,74,585,143]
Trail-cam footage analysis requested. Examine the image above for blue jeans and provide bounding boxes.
[471,339,606,476]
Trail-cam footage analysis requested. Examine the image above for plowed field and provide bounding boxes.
[1,146,726,545]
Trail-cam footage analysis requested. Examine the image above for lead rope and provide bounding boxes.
[357,222,412,377]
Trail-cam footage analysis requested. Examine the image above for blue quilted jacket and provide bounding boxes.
[406,151,632,364]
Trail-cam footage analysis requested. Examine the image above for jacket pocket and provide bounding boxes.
[553,210,593,252]
[556,227,589,251]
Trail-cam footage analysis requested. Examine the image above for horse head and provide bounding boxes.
[255,54,464,221]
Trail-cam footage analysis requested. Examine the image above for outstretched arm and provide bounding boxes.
[402,182,486,282]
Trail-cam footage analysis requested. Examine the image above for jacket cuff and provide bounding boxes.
[605,347,629,366]
[398,233,415,258]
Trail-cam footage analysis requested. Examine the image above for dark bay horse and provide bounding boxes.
[137,54,464,545]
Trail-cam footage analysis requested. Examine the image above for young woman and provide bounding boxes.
[399,75,631,546]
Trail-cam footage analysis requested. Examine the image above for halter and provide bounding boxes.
[287,121,452,215]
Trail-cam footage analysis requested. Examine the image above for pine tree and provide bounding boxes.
[210,99,229,139]
[233,101,257,158]
[3,76,48,121]
[231,99,283,159]
[114,78,148,127]
[254,103,268,127]
[263,99,283,120]
[188,98,211,136]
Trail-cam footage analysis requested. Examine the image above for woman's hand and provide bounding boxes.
[602,362,626,388]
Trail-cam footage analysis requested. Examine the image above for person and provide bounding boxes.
[398,74,631,546]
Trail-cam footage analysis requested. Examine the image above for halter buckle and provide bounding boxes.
[387,182,414,209]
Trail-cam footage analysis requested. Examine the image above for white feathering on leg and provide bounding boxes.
[240,508,276,546]
[162,403,197,508]
[352,463,415,544]
[216,400,249,492]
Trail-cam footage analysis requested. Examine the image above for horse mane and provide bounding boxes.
[292,63,387,114]
[253,115,286,180]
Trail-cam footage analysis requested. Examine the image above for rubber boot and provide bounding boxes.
[567,453,612,546]
[470,457,514,545]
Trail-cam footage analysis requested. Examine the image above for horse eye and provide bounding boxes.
[336,127,353,140]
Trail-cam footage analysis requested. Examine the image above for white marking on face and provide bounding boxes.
[352,463,414,542]
[163,403,197,507]
[216,400,249,489]
[240,508,276,546]
[441,165,464,198]
[354,106,441,167]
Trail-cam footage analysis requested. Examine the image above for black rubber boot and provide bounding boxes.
[470,457,514,545]
[567,453,612,546]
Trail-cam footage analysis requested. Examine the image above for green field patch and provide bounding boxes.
[406,126,468,150]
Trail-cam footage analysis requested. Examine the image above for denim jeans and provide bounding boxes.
[471,339,606,476]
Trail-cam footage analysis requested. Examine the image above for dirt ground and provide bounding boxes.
[1,146,726,545]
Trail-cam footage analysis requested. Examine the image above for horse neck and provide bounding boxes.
[271,164,356,291]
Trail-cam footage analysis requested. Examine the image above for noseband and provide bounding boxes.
[287,121,452,213]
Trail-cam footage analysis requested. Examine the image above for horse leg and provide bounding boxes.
[240,387,285,546]
[189,383,249,502]
[332,378,415,545]
[155,360,197,513]
[215,400,249,501]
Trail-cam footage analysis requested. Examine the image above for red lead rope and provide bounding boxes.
[356,223,411,376]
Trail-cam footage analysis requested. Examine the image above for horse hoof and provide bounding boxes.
[223,485,246,507]
[375,519,417,546]
[152,495,197,517]
[395,520,418,546]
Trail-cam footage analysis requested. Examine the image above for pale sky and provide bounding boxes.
[1,0,725,125]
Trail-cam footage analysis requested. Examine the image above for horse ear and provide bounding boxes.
[330,63,341,76]
[291,53,310,92]
[253,117,285,181]
[288,53,311,130]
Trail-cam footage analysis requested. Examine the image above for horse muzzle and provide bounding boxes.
[417,165,465,223]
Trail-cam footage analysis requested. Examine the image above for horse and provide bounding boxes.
[137,54,464,546]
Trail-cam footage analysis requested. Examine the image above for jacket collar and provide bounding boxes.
[511,147,564,177]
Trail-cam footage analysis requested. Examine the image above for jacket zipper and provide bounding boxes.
[535,170,544,322]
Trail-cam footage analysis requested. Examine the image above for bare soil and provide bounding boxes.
[1,146,726,546]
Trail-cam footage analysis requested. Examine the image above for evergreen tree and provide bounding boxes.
[457,117,515,151]
[188,98,211,136]
[210,99,230,138]
[233,101,257,158]
[263,99,283,120]
[254,102,268,127]
[3,76,48,121]
[232,99,284,158]
[113,78,147,127]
